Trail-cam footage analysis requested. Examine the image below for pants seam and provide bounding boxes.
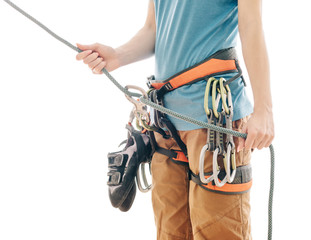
[158,227,188,240]
[193,198,241,237]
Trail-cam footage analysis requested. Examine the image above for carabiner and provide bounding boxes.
[199,144,214,184]
[204,77,217,116]
[124,85,148,105]
[212,79,220,118]
[212,147,227,187]
[224,143,236,183]
[140,120,159,132]
[219,78,231,115]
[129,107,156,132]
[136,162,152,193]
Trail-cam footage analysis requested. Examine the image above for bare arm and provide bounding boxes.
[76,0,156,73]
[237,0,274,151]
[116,0,156,67]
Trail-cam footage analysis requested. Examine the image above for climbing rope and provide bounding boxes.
[2,1,275,239]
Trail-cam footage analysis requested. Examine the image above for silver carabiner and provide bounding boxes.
[136,162,152,193]
[199,144,214,184]
[224,143,236,183]
[212,147,227,187]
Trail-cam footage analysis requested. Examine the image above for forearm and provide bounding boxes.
[116,25,156,67]
[240,24,272,113]
[232,0,274,151]
[238,0,272,114]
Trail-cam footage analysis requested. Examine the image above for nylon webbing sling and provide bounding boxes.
[2,1,275,239]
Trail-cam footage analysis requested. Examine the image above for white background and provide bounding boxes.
[0,0,310,239]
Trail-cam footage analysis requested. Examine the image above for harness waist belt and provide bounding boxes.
[147,47,245,97]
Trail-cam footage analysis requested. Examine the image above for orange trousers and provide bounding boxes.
[151,118,252,240]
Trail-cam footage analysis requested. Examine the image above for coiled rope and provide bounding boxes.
[2,1,275,239]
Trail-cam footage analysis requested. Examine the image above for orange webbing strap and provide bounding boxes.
[171,150,189,165]
[151,58,237,90]
[190,165,252,194]
[155,147,189,166]
[199,179,252,194]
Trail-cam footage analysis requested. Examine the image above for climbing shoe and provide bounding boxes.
[107,124,152,211]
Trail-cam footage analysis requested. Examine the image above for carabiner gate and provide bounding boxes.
[136,162,152,193]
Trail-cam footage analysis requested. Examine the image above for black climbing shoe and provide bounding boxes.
[107,124,152,211]
[118,183,136,212]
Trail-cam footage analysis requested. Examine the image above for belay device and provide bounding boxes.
[2,1,275,239]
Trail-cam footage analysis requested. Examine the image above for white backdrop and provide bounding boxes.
[0,0,310,239]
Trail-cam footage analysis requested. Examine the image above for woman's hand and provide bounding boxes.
[236,109,275,152]
[76,43,121,74]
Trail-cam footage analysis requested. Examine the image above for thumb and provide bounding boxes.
[237,124,247,152]
[76,43,98,52]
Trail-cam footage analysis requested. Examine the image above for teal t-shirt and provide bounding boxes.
[153,0,253,130]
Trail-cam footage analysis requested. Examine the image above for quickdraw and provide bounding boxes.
[2,1,275,239]
[199,77,237,187]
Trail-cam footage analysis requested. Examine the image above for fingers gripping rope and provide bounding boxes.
[2,0,275,239]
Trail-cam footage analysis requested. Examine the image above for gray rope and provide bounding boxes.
[2,0,274,239]
[2,0,140,98]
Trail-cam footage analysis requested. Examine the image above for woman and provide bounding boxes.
[76,0,274,239]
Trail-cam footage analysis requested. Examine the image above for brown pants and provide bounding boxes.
[151,118,252,240]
